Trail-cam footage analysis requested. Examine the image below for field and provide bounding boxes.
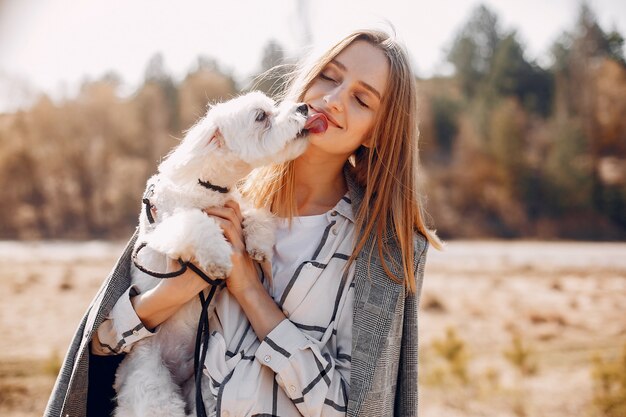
[1,240,625,416]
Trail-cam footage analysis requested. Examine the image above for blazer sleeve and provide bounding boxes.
[44,231,137,417]
[394,234,428,417]
[91,285,157,355]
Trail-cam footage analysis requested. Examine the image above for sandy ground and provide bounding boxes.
[1,239,625,416]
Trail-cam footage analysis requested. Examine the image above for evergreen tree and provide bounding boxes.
[447,4,502,97]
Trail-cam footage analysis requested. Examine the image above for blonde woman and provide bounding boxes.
[46,29,441,417]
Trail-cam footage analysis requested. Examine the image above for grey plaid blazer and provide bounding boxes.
[44,172,428,417]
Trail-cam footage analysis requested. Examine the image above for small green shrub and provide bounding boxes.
[592,344,626,417]
[431,326,470,384]
[504,332,538,376]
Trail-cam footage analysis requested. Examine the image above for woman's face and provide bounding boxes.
[303,40,390,157]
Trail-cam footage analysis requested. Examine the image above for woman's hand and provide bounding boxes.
[131,201,281,336]
[203,201,263,297]
[204,201,286,340]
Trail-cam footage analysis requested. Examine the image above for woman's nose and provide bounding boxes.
[323,88,344,113]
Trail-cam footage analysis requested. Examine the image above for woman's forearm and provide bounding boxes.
[232,281,286,341]
[131,271,210,330]
[131,290,180,330]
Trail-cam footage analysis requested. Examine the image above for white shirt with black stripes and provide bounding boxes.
[94,194,356,417]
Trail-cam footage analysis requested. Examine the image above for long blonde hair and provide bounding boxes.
[242,29,442,293]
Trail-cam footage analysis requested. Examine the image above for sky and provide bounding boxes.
[0,0,624,112]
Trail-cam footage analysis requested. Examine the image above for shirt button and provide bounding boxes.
[305,263,312,269]
[132,330,139,336]
[289,385,296,392]
[330,210,338,217]
[264,355,271,363]
[331,228,338,235]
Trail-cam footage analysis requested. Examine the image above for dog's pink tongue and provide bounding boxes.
[304,113,328,134]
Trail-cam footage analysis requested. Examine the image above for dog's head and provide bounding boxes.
[159,91,309,183]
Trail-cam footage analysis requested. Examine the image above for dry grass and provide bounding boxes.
[0,360,57,416]
[419,240,626,417]
[0,240,625,416]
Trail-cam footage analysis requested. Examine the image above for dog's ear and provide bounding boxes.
[158,120,221,175]
[207,128,224,148]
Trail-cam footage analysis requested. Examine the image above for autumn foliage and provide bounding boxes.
[0,4,625,240]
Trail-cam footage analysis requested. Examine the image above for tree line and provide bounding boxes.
[0,3,624,240]
[419,3,626,239]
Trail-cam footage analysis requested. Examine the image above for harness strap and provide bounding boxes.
[132,234,228,417]
[194,286,218,417]
[142,183,157,224]
[187,262,225,286]
[132,242,225,286]
[132,242,187,278]
[191,265,225,416]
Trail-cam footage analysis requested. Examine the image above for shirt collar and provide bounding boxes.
[332,192,355,223]
[333,164,362,224]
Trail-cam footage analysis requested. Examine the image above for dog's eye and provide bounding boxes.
[255,111,268,122]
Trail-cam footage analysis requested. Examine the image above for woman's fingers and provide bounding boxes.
[203,202,246,250]
[223,200,244,223]
[203,201,243,224]
[203,208,245,251]
[204,206,242,231]
[212,217,245,251]
[199,203,259,293]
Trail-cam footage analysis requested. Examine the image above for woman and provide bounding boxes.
[45,29,441,417]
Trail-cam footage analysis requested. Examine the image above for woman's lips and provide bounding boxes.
[304,113,329,134]
[310,106,342,129]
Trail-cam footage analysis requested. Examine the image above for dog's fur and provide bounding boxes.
[112,92,309,417]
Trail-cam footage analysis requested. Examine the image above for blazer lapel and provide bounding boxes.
[345,168,404,416]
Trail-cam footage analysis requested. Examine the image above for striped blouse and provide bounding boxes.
[95,194,356,417]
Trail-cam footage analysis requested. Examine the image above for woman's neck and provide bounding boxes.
[293,152,347,216]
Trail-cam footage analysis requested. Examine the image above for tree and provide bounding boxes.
[430,96,461,162]
[489,32,553,116]
[178,67,237,129]
[250,40,292,98]
[549,2,626,231]
[447,4,502,97]
[143,53,180,132]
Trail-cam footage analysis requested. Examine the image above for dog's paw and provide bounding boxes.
[192,219,234,279]
[248,248,269,263]
[242,210,275,264]
[202,262,231,280]
[196,248,232,279]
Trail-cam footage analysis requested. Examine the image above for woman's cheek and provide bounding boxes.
[304,82,324,99]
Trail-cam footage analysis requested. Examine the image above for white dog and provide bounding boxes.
[112,92,314,417]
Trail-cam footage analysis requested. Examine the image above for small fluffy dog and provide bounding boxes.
[112,92,315,417]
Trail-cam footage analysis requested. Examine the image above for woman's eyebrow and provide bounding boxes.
[330,59,382,100]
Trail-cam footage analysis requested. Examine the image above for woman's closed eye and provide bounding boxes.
[354,95,369,108]
[319,72,337,83]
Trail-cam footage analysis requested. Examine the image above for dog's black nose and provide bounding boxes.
[297,104,308,116]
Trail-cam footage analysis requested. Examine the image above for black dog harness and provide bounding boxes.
[198,178,230,194]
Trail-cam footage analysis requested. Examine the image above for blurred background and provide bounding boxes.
[0,0,624,240]
[0,1,625,416]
